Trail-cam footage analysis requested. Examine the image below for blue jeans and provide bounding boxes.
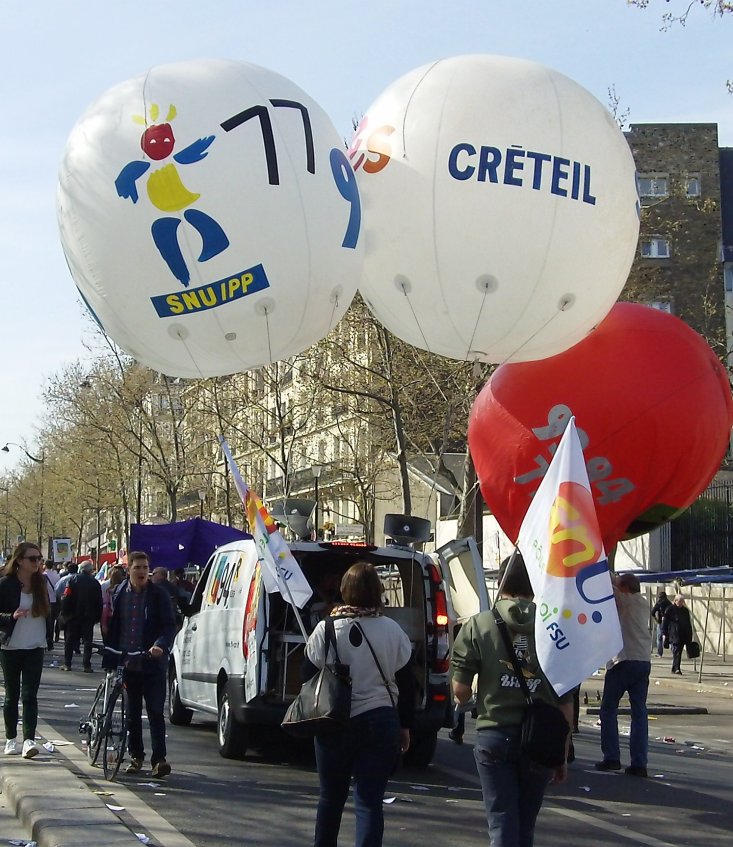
[473,727,553,847]
[124,664,167,765]
[655,624,664,657]
[599,660,650,768]
[314,707,400,847]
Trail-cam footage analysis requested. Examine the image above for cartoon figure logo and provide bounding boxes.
[115,104,229,287]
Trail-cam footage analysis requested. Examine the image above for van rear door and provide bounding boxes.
[435,536,490,626]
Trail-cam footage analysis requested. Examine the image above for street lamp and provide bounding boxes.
[0,485,8,557]
[2,443,45,549]
[311,465,322,540]
[2,443,42,464]
[197,489,207,519]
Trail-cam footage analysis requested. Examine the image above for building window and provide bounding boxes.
[640,238,671,259]
[637,174,668,204]
[685,174,701,197]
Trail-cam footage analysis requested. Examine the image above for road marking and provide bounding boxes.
[435,762,483,790]
[440,759,678,846]
[37,718,198,847]
[548,803,678,847]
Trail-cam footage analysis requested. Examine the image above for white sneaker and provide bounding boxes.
[21,739,39,759]
[4,739,18,755]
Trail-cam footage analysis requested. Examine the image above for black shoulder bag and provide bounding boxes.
[492,608,569,768]
[281,616,352,738]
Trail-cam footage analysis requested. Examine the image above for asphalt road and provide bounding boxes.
[17,657,733,847]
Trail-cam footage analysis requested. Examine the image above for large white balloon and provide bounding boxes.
[58,59,363,377]
[351,55,639,363]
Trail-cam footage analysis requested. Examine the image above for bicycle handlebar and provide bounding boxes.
[102,647,148,656]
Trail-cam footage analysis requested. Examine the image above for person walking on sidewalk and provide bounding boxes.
[54,562,78,643]
[151,566,184,629]
[103,551,176,778]
[651,591,672,657]
[448,615,474,745]
[100,565,126,643]
[0,543,50,759]
[662,595,693,675]
[596,572,651,778]
[60,560,103,672]
[42,560,60,652]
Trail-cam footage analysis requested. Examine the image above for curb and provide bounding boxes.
[649,678,733,695]
[0,758,141,847]
[583,705,708,716]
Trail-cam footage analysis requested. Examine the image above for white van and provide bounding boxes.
[168,516,488,767]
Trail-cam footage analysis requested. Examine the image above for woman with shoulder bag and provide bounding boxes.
[303,562,415,847]
[0,543,51,758]
[662,595,693,675]
[451,554,574,847]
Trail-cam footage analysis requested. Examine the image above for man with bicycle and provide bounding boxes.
[103,551,176,778]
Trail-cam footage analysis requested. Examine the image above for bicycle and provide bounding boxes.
[79,648,145,780]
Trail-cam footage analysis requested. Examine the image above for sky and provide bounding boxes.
[1,0,730,467]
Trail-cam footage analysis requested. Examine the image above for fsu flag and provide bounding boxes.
[220,438,312,609]
[517,417,622,696]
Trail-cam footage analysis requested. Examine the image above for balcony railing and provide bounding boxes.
[265,462,345,499]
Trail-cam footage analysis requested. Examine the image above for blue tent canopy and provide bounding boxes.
[129,517,251,571]
[623,566,733,586]
[678,573,733,586]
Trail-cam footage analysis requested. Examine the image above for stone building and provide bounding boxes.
[623,123,728,357]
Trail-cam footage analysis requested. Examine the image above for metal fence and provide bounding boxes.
[671,481,733,569]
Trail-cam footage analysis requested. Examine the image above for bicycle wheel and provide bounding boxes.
[82,680,106,766]
[102,686,127,781]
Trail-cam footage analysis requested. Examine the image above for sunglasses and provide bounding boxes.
[23,555,44,563]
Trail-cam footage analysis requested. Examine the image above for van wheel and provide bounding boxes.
[404,731,437,768]
[168,666,193,726]
[217,684,247,759]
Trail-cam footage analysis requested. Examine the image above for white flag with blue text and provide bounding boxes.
[517,417,622,696]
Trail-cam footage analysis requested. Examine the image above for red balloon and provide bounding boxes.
[469,303,733,548]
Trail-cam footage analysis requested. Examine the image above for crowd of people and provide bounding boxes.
[0,543,704,846]
[0,546,195,773]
